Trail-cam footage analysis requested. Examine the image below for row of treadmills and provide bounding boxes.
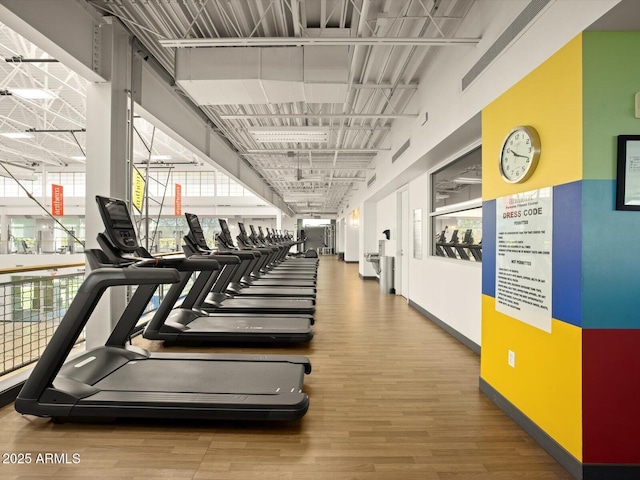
[15,196,318,422]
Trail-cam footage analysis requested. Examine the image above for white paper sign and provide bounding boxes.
[495,188,553,332]
[624,140,640,205]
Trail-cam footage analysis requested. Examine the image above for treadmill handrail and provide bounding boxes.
[16,267,181,404]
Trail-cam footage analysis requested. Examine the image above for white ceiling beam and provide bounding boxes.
[243,148,387,153]
[159,36,480,48]
[0,0,107,82]
[241,125,391,132]
[259,166,373,170]
[136,58,293,216]
[0,144,61,165]
[220,113,417,119]
[291,0,302,37]
[351,83,417,89]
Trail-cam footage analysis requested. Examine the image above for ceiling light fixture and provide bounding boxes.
[10,88,58,100]
[452,177,482,184]
[150,154,172,160]
[0,132,33,139]
[249,127,329,144]
[70,155,86,161]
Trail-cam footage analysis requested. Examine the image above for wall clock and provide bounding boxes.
[499,126,541,183]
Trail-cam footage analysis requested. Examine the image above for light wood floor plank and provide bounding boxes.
[0,257,573,479]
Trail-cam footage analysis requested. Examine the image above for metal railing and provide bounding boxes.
[0,254,187,380]
[0,270,85,376]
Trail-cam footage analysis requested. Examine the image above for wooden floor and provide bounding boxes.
[0,256,573,480]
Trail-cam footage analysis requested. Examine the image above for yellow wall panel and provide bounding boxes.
[480,295,582,459]
[482,34,583,201]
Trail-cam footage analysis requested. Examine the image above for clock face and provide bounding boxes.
[499,126,541,183]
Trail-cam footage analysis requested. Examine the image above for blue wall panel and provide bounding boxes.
[482,199,496,297]
[552,181,582,327]
[582,179,640,329]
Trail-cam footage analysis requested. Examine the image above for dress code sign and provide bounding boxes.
[495,188,553,332]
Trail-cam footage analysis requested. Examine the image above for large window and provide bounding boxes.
[46,172,85,197]
[430,147,482,262]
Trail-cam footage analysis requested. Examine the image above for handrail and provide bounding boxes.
[0,262,85,275]
[0,251,183,275]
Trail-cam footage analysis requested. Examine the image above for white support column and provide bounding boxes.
[0,207,7,254]
[84,19,131,348]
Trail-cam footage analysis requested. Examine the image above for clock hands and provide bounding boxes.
[507,148,528,159]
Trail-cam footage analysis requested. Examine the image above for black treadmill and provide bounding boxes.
[140,215,314,344]
[241,223,316,279]
[255,225,317,272]
[218,219,317,288]
[184,213,315,299]
[14,196,311,422]
[187,221,315,315]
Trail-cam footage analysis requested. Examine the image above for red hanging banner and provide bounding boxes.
[51,184,64,216]
[174,183,182,216]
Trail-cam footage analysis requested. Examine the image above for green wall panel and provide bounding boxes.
[583,31,640,180]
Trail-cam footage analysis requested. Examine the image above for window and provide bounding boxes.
[216,173,229,196]
[46,172,84,197]
[229,179,243,196]
[184,172,200,196]
[430,147,482,262]
[201,172,215,196]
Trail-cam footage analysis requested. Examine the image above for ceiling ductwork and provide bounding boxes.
[175,46,349,105]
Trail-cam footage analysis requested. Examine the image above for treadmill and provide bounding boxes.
[256,226,317,271]
[139,217,314,344]
[14,196,311,422]
[217,219,317,288]
[184,213,315,299]
[237,223,316,280]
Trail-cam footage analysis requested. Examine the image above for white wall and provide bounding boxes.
[376,193,397,245]
[376,192,398,285]
[336,218,344,254]
[280,214,297,235]
[358,202,377,277]
[344,210,359,262]
[407,171,482,346]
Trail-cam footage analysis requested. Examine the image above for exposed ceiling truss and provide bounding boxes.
[88,0,477,215]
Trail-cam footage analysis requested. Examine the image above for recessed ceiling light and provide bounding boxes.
[10,88,58,100]
[150,154,172,160]
[0,132,33,139]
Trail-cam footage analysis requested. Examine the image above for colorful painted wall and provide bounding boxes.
[481,31,640,467]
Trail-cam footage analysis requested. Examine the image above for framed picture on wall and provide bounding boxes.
[616,135,640,210]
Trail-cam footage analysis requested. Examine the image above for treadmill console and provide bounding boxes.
[249,225,258,241]
[185,213,209,250]
[218,219,235,246]
[96,196,139,252]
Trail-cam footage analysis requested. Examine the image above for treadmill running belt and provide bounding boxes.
[94,360,304,394]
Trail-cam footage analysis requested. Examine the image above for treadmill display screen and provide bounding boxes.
[185,213,208,249]
[186,213,202,231]
[238,223,247,236]
[106,202,131,225]
[217,219,235,246]
[96,196,139,251]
